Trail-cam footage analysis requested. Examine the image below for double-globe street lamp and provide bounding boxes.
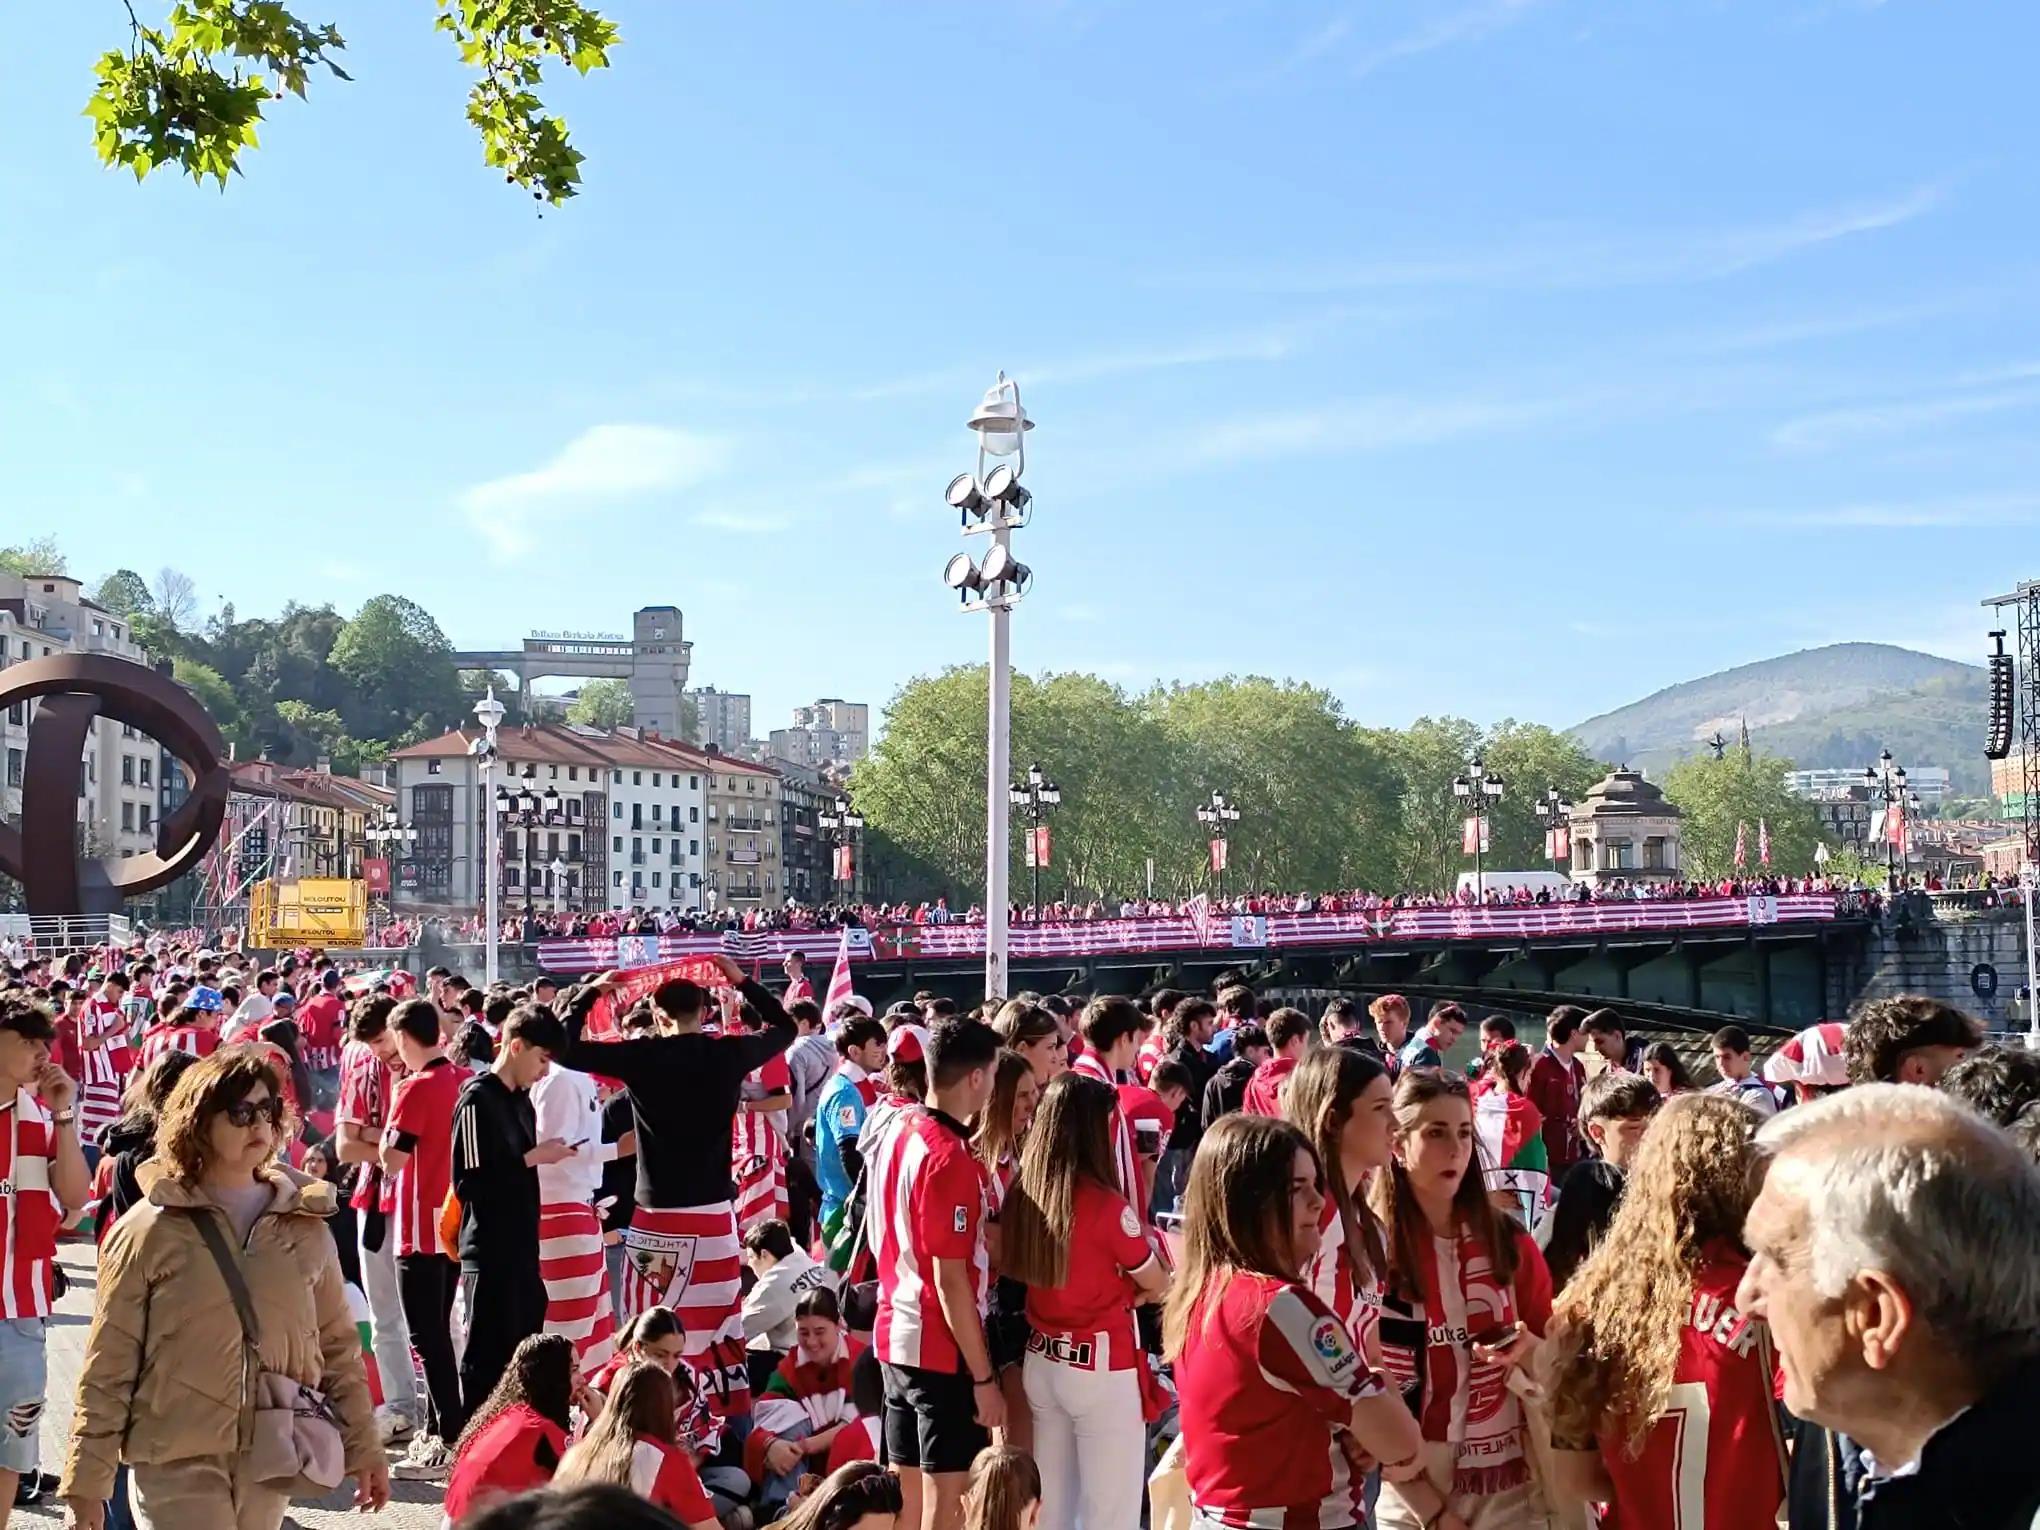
[365,809,417,933]
[819,793,864,896]
[496,765,562,918]
[1539,786,1574,869]
[1010,763,1061,915]
[940,372,1035,1000]
[1453,755,1506,901]
[1196,790,1241,900]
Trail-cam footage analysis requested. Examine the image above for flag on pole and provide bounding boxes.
[1734,821,1748,870]
[1185,893,1214,948]
[823,926,854,1017]
[1759,818,1772,867]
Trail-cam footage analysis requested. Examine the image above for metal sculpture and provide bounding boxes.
[0,655,229,915]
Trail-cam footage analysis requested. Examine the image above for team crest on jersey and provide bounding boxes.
[953,1205,969,1233]
[1119,1206,1143,1239]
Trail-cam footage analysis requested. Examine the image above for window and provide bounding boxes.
[652,872,662,887]
[427,759,442,774]
[613,802,622,819]
[120,755,134,785]
[547,832,559,856]
[139,804,151,832]
[689,805,699,823]
[139,757,152,786]
[690,839,698,857]
[614,870,624,888]
[653,773,662,787]
[652,838,662,853]
[569,834,582,858]
[612,836,623,853]
[689,775,699,790]
[653,804,663,822]
[633,771,642,786]
[1644,837,1668,870]
[569,767,579,781]
[5,749,20,787]
[746,779,755,794]
[121,802,134,831]
[707,835,717,854]
[707,804,718,821]
[632,836,643,852]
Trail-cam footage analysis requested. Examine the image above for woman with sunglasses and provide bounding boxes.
[61,1045,389,1530]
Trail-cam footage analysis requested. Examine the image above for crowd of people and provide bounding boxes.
[0,929,2034,1530]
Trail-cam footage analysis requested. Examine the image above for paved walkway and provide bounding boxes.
[27,1241,444,1529]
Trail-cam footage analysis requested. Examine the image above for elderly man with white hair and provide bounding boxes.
[1738,1083,2040,1530]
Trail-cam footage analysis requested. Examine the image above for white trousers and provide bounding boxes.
[359,1218,419,1422]
[1023,1349,1146,1530]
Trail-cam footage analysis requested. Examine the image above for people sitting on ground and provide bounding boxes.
[743,1287,868,1517]
[444,1333,585,1525]
[555,1361,721,1530]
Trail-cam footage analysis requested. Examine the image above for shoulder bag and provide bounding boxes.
[187,1208,348,1495]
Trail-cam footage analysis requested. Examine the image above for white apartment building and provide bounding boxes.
[598,727,708,912]
[0,574,163,864]
[768,697,870,769]
[1784,765,1952,806]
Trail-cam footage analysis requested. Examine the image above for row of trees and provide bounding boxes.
[3,537,484,774]
[847,667,1842,903]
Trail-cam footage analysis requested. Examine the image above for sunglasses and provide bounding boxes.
[223,1097,285,1128]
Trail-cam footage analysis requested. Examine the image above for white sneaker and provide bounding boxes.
[392,1434,453,1479]
[375,1406,415,1445]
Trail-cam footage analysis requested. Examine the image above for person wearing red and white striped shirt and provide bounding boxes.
[76,975,133,1149]
[1070,997,1144,1216]
[532,1058,618,1378]
[379,998,467,1457]
[335,996,420,1444]
[0,996,91,1516]
[870,1018,1002,1530]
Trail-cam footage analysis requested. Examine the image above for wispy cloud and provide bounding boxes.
[1187,181,1946,294]
[460,424,731,560]
[692,506,791,534]
[1351,0,1540,78]
[1184,390,1575,466]
[1771,370,2040,450]
[1716,492,2040,529]
[1686,290,1991,355]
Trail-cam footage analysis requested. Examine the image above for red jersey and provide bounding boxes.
[825,1414,880,1473]
[1175,1273,1385,1530]
[1023,1181,1154,1371]
[0,1089,63,1319]
[1135,1030,1166,1084]
[384,1056,461,1258]
[137,1022,218,1068]
[629,1435,717,1524]
[1596,1249,1787,1530]
[872,1106,990,1373]
[1304,1199,1384,1361]
[1242,1055,1299,1117]
[443,1403,565,1523]
[299,991,346,1071]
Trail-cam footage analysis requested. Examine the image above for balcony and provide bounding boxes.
[727,848,761,865]
[729,816,766,832]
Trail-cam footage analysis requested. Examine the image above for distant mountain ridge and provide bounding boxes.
[1569,643,1992,795]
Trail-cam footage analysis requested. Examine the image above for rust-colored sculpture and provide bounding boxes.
[0,655,229,916]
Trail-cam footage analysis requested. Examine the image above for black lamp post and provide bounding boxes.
[1539,786,1573,869]
[818,792,864,899]
[1452,755,1506,900]
[1009,763,1062,915]
[495,765,560,916]
[1864,749,1908,889]
[1196,790,1241,899]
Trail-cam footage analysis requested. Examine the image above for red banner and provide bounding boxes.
[1209,837,1228,873]
[1462,816,1490,855]
[833,844,854,882]
[1544,826,1570,862]
[1032,825,1051,869]
[363,858,391,895]
[582,954,727,1039]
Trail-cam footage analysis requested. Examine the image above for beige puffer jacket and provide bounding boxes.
[60,1163,379,1502]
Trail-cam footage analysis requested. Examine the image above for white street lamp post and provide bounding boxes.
[943,373,1035,1001]
[550,856,568,918]
[474,686,506,984]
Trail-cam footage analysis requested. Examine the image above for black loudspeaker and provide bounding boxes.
[1986,632,2014,761]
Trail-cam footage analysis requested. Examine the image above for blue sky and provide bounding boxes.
[4,1,2036,737]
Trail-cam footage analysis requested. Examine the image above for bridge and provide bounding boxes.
[454,605,692,736]
[530,893,1872,1032]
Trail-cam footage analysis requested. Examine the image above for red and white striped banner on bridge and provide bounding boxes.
[533,894,1841,973]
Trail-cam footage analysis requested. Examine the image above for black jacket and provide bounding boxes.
[1850,1355,2040,1530]
[1163,1038,1218,1152]
[1202,1055,1257,1128]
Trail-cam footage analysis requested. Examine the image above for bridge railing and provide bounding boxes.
[533,893,1847,973]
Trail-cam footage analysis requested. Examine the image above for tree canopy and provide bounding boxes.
[566,677,634,728]
[84,1,618,203]
[1659,750,1825,879]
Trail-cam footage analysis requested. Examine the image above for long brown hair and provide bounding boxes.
[555,1362,676,1491]
[1284,1045,1387,1288]
[775,1461,905,1530]
[963,1444,1042,1530]
[154,1046,294,1182]
[972,1048,1033,1173]
[1162,1113,1320,1358]
[1001,1073,1119,1288]
[1547,1094,1761,1450]
[1367,1070,1520,1305]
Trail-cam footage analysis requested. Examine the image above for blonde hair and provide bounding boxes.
[963,1445,1041,1530]
[1546,1094,1761,1450]
[555,1362,676,1491]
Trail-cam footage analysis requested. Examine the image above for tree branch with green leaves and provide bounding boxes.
[85,0,617,202]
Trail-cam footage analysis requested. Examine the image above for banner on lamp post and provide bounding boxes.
[363,857,391,896]
[1032,825,1052,868]
[1462,816,1490,855]
[1209,837,1229,874]
[833,844,853,882]
[1543,827,1570,863]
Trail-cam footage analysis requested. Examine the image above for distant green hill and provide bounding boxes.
[1570,644,1993,795]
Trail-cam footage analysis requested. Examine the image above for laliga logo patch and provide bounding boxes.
[837,1105,857,1128]
[1312,1316,1352,1369]
[1119,1206,1143,1239]
[953,1205,969,1233]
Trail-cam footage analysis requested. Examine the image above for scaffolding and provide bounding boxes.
[1981,578,2040,1038]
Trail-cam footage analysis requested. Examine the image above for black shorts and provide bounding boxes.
[881,1361,988,1475]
